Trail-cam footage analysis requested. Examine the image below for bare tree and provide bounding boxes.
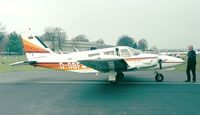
[42,27,67,51]
[0,23,7,52]
[72,34,89,42]
[150,46,159,53]
[138,38,148,51]
[0,22,5,32]
[0,22,6,42]
[95,39,105,45]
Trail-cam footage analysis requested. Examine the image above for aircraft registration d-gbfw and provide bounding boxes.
[11,32,185,83]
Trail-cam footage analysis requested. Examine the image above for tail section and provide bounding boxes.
[21,32,54,61]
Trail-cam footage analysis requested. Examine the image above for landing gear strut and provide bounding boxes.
[155,72,164,82]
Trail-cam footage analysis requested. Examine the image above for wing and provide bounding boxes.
[79,56,135,73]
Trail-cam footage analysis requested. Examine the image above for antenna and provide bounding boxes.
[73,47,79,52]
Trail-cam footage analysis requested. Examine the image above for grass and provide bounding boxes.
[0,55,48,73]
[0,55,200,73]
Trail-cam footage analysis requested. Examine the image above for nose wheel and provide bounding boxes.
[155,73,164,82]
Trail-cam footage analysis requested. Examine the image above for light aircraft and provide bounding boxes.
[11,31,185,83]
[160,50,199,58]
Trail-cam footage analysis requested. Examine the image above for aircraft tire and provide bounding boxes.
[155,73,164,82]
[117,72,124,79]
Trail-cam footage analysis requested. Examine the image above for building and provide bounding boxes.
[44,40,113,53]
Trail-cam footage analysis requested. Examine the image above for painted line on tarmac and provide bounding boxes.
[0,81,199,84]
[33,81,200,85]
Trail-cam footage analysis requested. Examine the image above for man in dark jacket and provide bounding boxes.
[185,45,196,82]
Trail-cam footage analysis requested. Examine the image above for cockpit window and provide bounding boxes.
[121,49,131,57]
[129,48,141,56]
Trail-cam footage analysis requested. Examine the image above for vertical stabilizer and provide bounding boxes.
[20,32,54,61]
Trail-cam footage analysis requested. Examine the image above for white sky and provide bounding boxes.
[0,0,199,49]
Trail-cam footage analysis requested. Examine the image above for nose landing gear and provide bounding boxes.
[155,72,164,82]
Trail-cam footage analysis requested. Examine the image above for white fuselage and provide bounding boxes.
[31,46,185,73]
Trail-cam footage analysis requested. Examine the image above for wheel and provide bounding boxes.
[155,73,164,82]
[116,72,124,79]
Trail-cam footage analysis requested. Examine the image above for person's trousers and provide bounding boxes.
[186,64,196,81]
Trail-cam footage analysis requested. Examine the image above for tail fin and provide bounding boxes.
[21,32,54,61]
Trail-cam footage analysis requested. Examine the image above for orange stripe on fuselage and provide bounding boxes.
[22,39,49,53]
[34,62,90,71]
[125,57,157,62]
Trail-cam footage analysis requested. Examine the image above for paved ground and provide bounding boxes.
[0,70,199,115]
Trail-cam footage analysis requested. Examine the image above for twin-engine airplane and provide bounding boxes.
[11,32,185,83]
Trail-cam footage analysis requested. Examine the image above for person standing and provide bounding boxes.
[185,45,196,82]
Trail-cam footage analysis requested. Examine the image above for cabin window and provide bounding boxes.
[121,49,131,57]
[104,51,115,55]
[88,53,100,57]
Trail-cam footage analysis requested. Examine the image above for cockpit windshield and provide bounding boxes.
[121,49,131,57]
[129,47,142,56]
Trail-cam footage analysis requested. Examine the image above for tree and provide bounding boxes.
[0,33,5,43]
[117,35,137,48]
[0,36,8,53]
[0,22,5,30]
[137,38,148,51]
[0,22,6,43]
[5,32,23,55]
[72,34,89,42]
[95,39,105,45]
[42,27,67,51]
[0,23,7,52]
[149,46,159,53]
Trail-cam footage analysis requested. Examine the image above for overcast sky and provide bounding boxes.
[0,0,199,49]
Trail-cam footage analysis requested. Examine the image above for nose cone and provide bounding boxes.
[169,56,185,66]
[159,55,185,68]
[174,57,185,64]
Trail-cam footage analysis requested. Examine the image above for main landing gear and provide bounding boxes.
[154,71,164,82]
[109,72,124,83]
[116,72,124,80]
[108,71,164,83]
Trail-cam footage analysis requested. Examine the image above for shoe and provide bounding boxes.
[185,80,190,82]
[192,81,196,83]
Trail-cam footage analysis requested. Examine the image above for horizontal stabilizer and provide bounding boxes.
[10,61,37,66]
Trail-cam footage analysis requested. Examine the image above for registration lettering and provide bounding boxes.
[59,62,81,69]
